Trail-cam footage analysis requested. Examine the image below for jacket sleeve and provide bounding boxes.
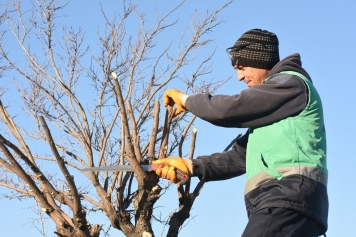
[192,130,248,182]
[185,74,308,128]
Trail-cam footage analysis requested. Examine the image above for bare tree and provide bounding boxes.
[0,0,232,236]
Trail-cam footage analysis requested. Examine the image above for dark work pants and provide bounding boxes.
[241,207,326,237]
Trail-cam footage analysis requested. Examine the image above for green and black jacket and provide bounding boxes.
[186,53,328,230]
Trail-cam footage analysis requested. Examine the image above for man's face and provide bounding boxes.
[234,65,270,87]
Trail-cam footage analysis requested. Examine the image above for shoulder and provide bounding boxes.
[264,73,307,93]
[266,73,303,85]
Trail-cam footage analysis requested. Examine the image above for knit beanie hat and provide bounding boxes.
[226,29,280,70]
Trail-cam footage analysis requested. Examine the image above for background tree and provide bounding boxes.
[0,0,231,236]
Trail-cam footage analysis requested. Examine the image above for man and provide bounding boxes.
[153,29,328,236]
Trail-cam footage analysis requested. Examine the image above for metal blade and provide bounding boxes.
[82,165,150,172]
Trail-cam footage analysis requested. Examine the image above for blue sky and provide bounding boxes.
[1,0,355,236]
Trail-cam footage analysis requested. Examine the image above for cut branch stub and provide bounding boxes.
[178,116,196,157]
[125,100,143,161]
[148,100,160,160]
[188,128,198,160]
[158,105,176,159]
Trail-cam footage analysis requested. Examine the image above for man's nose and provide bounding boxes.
[237,71,244,81]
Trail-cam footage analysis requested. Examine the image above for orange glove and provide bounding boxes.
[163,89,188,117]
[152,157,192,184]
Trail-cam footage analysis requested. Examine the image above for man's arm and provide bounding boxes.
[192,130,248,182]
[185,74,307,128]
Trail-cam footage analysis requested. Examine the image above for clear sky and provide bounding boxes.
[1,0,355,236]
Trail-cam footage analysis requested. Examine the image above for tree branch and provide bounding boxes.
[111,72,147,187]
[39,116,88,232]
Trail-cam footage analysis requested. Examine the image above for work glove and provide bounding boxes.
[163,89,188,117]
[152,157,192,184]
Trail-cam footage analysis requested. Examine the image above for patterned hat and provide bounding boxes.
[226,29,280,70]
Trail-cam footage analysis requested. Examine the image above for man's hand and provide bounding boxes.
[163,89,188,117]
[152,157,192,184]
